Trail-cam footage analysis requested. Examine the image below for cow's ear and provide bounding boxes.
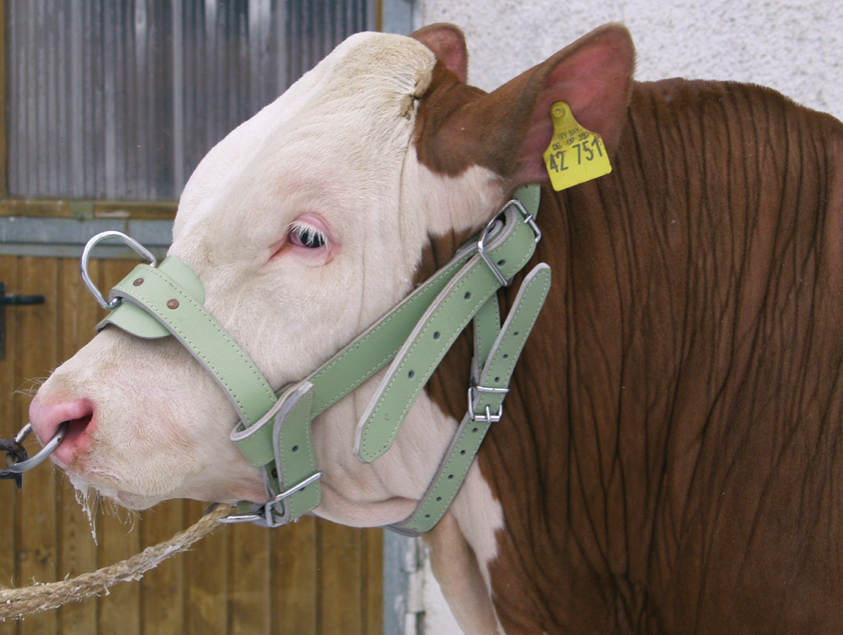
[411,23,468,83]
[416,24,634,188]
[500,23,635,185]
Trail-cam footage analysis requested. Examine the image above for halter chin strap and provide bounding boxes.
[88,185,550,533]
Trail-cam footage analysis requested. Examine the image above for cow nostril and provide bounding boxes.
[29,397,95,448]
[63,415,93,446]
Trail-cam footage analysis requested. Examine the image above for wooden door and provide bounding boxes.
[0,253,383,635]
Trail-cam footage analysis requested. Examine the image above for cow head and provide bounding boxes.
[29,25,633,522]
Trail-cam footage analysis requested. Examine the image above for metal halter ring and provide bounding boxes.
[81,231,158,309]
[4,421,69,473]
[477,198,542,287]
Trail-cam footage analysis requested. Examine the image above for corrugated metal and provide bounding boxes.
[7,0,373,201]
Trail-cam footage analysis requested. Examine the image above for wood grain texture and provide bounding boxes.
[56,257,99,635]
[320,520,363,634]
[230,523,271,635]
[185,499,228,635]
[272,515,318,635]
[140,500,186,635]
[0,256,18,635]
[365,528,384,635]
[17,257,59,635]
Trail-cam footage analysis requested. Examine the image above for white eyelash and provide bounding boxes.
[288,221,328,248]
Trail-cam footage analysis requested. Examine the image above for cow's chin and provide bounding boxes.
[112,490,165,510]
[64,462,269,512]
[66,471,166,511]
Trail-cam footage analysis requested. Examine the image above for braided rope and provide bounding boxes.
[0,504,231,621]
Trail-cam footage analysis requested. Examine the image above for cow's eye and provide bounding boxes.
[289,222,328,249]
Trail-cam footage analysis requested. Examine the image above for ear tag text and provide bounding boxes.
[542,101,612,191]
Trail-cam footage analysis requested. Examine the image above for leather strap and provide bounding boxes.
[268,382,322,524]
[107,259,277,427]
[354,206,540,463]
[389,263,551,535]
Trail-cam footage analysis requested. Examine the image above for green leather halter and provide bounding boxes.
[82,185,550,534]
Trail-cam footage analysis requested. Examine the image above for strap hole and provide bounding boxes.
[513,331,519,336]
[503,354,509,359]
[133,278,144,286]
[497,259,506,267]
[494,376,500,382]
[464,292,471,300]
[292,445,299,452]
[436,496,442,502]
[425,514,431,518]
[433,331,440,340]
[448,474,454,479]
[472,427,478,433]
[408,370,415,379]
[460,450,466,455]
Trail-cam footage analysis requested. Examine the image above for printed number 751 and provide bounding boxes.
[573,137,604,164]
[548,136,605,173]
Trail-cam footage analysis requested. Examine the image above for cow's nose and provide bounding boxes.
[28,397,94,464]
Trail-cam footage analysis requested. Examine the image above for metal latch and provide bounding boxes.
[0,282,45,360]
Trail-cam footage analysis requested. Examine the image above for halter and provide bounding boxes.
[78,185,550,535]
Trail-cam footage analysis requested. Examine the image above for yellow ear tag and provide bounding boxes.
[542,101,612,191]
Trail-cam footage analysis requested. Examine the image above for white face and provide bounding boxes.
[28,31,502,512]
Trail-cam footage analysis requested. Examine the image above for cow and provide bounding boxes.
[26,21,843,635]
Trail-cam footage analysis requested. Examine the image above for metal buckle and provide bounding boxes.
[467,385,508,423]
[214,507,264,524]
[81,231,157,310]
[510,198,542,243]
[476,198,542,287]
[268,471,323,506]
[215,471,322,527]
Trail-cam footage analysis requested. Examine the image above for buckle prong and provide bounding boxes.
[268,471,323,505]
[468,386,507,423]
[216,471,323,527]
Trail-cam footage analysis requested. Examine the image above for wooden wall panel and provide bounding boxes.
[0,256,18,635]
[185,499,230,634]
[17,256,59,635]
[230,523,272,635]
[272,515,318,635]
[321,521,364,634]
[0,255,384,635]
[139,500,186,635]
[56,257,100,635]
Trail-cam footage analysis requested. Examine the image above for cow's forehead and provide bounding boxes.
[172,31,436,253]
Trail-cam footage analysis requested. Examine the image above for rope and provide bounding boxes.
[0,503,232,621]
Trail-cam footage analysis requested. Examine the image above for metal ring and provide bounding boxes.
[5,421,69,473]
[477,215,509,287]
[81,231,157,310]
[504,198,542,243]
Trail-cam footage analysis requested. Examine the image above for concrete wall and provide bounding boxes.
[415,0,843,121]
[384,1,841,633]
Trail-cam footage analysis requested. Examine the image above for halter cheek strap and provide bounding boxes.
[85,185,550,533]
